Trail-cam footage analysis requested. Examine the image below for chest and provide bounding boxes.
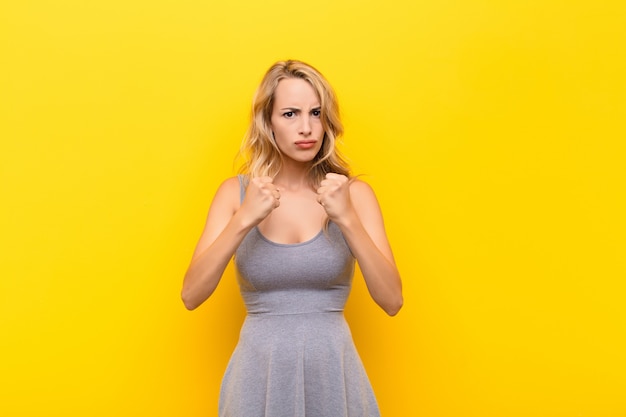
[235,222,355,292]
[257,190,327,245]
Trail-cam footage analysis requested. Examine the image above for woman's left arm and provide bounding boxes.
[317,174,403,316]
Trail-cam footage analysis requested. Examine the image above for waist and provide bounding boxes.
[241,288,347,316]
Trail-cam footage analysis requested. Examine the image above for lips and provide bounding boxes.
[295,140,317,149]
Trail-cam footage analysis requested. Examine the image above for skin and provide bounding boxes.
[181,78,403,315]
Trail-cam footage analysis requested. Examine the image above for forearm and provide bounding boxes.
[181,213,253,310]
[336,214,403,316]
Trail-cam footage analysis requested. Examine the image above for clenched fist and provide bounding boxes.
[239,176,281,227]
[316,173,353,222]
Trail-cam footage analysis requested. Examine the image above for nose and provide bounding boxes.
[299,115,312,136]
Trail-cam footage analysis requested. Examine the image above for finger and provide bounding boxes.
[260,182,277,193]
[320,178,341,189]
[257,176,273,184]
[325,173,345,180]
[318,184,338,196]
[317,181,335,194]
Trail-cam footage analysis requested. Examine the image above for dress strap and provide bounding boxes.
[237,174,248,204]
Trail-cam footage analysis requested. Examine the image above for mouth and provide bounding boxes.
[294,140,317,149]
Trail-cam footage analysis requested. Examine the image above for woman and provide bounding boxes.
[182,60,403,416]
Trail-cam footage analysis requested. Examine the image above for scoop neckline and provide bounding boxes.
[254,226,324,247]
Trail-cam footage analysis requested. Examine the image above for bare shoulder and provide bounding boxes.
[189,176,242,261]
[348,178,393,255]
[349,178,387,224]
[349,178,378,203]
[212,176,242,212]
[218,176,241,193]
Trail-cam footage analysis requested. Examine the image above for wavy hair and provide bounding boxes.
[238,60,350,186]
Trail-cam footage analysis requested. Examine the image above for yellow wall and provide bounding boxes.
[1,1,625,416]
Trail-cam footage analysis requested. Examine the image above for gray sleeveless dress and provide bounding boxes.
[218,176,380,417]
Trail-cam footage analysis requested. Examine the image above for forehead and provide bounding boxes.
[273,78,320,106]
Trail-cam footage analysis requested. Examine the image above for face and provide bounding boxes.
[270,78,324,164]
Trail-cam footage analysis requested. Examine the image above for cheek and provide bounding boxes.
[315,122,325,138]
[271,117,287,132]
[272,125,287,140]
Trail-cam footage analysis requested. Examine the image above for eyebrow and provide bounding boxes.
[279,106,321,111]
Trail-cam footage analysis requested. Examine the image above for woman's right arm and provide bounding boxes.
[181,176,279,310]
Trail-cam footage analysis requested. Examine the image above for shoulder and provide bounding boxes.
[214,176,241,195]
[349,178,385,224]
[349,178,377,202]
[212,176,242,210]
[219,176,242,191]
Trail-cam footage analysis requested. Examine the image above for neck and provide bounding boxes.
[273,159,314,191]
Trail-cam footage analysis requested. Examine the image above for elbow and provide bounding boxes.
[181,287,200,311]
[384,295,403,317]
[182,299,198,311]
[181,280,217,310]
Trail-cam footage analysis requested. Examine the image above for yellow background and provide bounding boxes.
[1,1,625,416]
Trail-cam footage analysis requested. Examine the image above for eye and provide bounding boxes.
[311,109,321,117]
[283,111,295,118]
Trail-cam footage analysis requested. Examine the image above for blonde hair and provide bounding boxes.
[238,60,350,186]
